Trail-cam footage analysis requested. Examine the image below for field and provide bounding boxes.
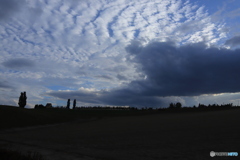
[0,105,239,160]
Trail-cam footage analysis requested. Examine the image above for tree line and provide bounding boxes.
[17,92,237,110]
[34,99,237,111]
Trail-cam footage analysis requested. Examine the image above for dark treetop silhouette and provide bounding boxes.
[73,99,76,109]
[18,91,27,108]
[66,99,70,109]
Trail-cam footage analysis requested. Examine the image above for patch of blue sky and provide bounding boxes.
[74,59,80,63]
[197,0,240,22]
[19,38,36,46]
[90,8,106,28]
[101,40,119,53]
[107,15,118,37]
[72,15,78,24]
[134,29,140,38]
[54,99,69,107]
[130,13,137,27]
[4,70,24,74]
[107,5,131,37]
[196,0,221,14]
[83,81,95,88]
[37,96,64,107]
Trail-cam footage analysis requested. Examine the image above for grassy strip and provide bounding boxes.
[0,105,76,129]
[1,105,239,130]
[0,105,157,130]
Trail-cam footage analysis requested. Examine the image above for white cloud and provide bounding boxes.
[0,0,231,107]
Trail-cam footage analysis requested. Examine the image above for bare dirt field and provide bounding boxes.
[0,107,239,160]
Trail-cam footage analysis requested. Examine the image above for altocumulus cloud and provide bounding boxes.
[48,41,240,107]
[0,0,237,107]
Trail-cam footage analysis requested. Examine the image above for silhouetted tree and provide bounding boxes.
[18,91,27,108]
[169,102,182,109]
[35,104,45,109]
[46,103,52,108]
[66,99,70,109]
[169,103,175,109]
[176,102,182,109]
[34,104,38,109]
[73,99,76,109]
[198,103,206,108]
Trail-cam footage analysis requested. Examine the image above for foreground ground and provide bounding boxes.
[0,106,239,160]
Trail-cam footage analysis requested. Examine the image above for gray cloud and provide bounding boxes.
[126,41,240,97]
[48,90,99,104]
[177,20,205,35]
[116,74,128,81]
[2,58,35,69]
[95,75,113,80]
[0,0,25,21]
[48,41,240,107]
[47,88,163,107]
[0,80,12,89]
[225,36,240,47]
[107,65,128,73]
[227,7,240,19]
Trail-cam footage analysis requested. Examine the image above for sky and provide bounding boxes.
[1,0,240,108]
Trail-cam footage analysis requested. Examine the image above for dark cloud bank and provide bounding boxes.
[2,58,35,69]
[48,41,240,107]
[225,36,240,47]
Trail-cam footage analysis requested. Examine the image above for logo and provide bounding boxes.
[210,151,215,157]
[210,151,238,157]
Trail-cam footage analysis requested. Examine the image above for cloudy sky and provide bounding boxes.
[1,0,240,108]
